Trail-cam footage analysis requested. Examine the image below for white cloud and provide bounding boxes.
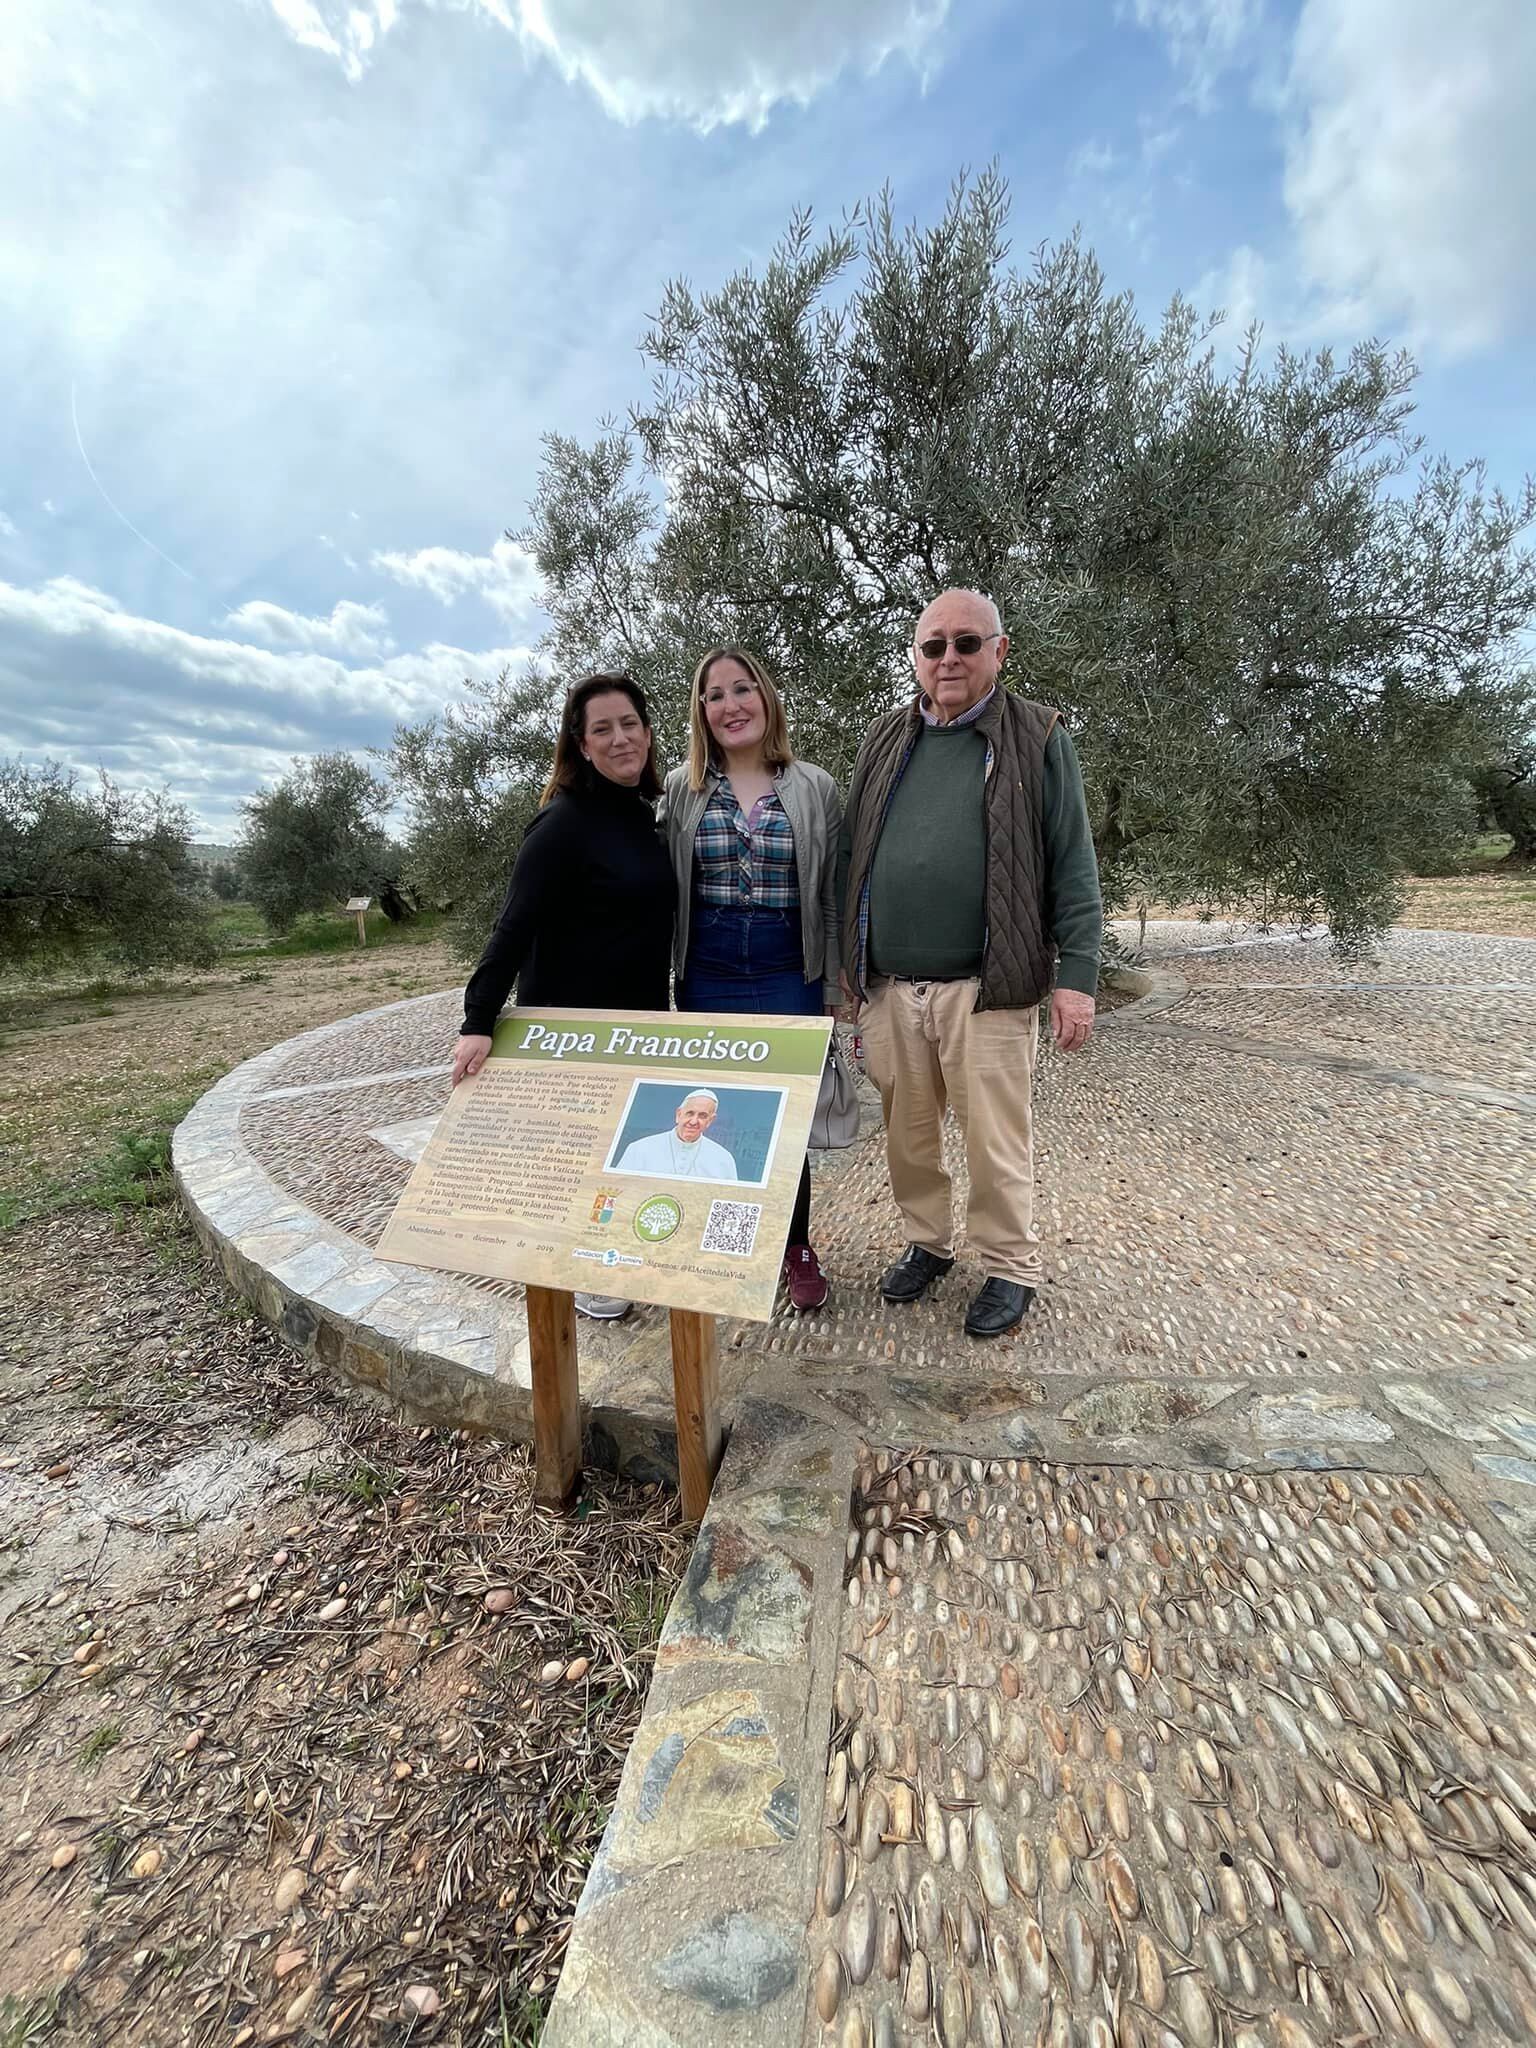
[0,573,520,721]
[1191,243,1274,358]
[515,0,947,128]
[224,596,395,656]
[265,0,948,127]
[266,0,384,83]
[1069,139,1120,180]
[0,571,530,832]
[0,512,16,538]
[371,534,542,625]
[1283,0,1536,354]
[1127,0,1259,106]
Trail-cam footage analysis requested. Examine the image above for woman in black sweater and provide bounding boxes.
[453,672,675,1317]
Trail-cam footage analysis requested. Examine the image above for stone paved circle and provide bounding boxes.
[171,919,1536,2045]
[173,921,1535,1485]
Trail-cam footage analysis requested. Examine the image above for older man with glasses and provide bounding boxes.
[839,588,1103,1337]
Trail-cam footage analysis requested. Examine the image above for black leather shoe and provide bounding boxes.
[880,1244,956,1303]
[964,1278,1035,1337]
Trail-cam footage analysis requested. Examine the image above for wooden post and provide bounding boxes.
[669,1308,721,1522]
[526,1285,581,1512]
[354,908,368,947]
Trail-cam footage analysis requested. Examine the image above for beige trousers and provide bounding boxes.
[861,976,1042,1288]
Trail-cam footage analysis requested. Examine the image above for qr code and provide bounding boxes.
[701,1198,763,1258]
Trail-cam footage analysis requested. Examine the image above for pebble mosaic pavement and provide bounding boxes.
[812,1447,1536,2048]
[178,923,1535,1400]
[177,920,1536,2046]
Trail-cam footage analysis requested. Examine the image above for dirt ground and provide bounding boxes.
[2,867,1530,2044]
[0,925,690,2046]
[1393,865,1536,935]
[0,1204,687,2047]
[1127,865,1536,945]
[0,942,460,1216]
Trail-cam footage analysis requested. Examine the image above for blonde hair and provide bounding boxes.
[687,646,795,791]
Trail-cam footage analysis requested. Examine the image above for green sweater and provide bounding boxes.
[864,721,1102,996]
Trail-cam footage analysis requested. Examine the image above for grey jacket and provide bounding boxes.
[659,759,843,1002]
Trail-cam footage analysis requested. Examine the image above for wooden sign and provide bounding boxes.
[377,1007,832,1323]
[345,896,371,946]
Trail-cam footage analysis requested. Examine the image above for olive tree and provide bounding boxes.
[0,759,215,970]
[1468,670,1536,863]
[389,665,562,961]
[237,752,396,934]
[515,171,1535,952]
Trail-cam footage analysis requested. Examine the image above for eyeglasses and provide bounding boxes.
[915,632,1000,660]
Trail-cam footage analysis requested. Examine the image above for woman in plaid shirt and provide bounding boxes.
[660,648,844,1312]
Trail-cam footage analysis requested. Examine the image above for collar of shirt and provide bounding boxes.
[919,684,996,729]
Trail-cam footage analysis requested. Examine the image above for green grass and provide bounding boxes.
[258,906,446,956]
[1463,831,1519,870]
[311,1457,402,1506]
[206,901,268,950]
[0,1086,205,1236]
[0,1992,60,2048]
[208,899,444,957]
[85,1127,178,1212]
[0,904,445,1018]
[497,1988,545,2047]
[1413,830,1519,878]
[79,1722,124,1771]
[613,1575,676,1656]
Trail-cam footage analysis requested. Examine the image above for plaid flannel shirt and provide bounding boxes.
[693,774,801,909]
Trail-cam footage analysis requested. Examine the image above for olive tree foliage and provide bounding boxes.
[236,752,396,933]
[1471,669,1536,861]
[0,758,215,971]
[516,170,1536,953]
[389,666,562,962]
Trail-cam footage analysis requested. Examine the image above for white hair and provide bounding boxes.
[915,587,1003,637]
[680,1089,719,1110]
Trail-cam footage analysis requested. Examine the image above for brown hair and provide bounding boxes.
[540,672,662,807]
[686,646,794,791]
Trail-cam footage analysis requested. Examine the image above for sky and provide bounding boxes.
[2,0,1533,840]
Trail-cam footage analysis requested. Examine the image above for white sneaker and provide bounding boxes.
[574,1292,632,1321]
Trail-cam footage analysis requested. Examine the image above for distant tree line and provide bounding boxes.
[0,751,415,971]
[4,173,1533,976]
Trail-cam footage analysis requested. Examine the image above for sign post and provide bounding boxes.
[345,895,372,946]
[377,1007,831,1519]
[668,1308,721,1522]
[524,1285,582,1510]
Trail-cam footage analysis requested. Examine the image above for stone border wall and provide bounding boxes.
[542,1393,855,2047]
[172,994,683,1483]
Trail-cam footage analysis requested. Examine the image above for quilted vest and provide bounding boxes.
[843,687,1060,1011]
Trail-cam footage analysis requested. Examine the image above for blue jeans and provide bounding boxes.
[679,906,822,1016]
[681,906,819,1247]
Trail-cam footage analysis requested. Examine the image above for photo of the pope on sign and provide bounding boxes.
[605,1080,785,1189]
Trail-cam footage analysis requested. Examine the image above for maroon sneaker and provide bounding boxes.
[784,1245,830,1312]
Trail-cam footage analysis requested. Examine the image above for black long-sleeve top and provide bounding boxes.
[461,779,676,1035]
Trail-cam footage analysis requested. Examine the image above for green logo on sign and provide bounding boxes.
[634,1195,682,1243]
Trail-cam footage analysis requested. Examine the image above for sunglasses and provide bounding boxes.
[915,631,1000,660]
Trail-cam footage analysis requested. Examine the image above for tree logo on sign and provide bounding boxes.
[633,1196,682,1243]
